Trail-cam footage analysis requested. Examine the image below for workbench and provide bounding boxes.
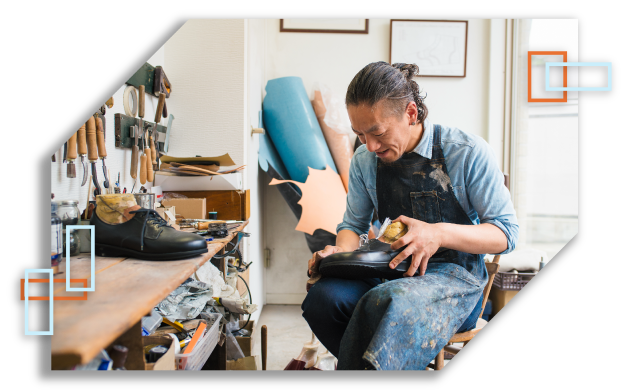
[50,221,249,370]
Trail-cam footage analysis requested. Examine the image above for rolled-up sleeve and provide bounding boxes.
[464,138,519,254]
[336,151,375,236]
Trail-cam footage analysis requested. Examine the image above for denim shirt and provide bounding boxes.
[336,119,519,255]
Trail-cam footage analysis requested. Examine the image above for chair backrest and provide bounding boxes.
[478,255,500,319]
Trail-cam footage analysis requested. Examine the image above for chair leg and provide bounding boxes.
[435,348,445,370]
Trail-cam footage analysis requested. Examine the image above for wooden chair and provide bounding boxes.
[427,255,501,370]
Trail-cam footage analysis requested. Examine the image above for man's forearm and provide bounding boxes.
[336,229,361,252]
[437,222,507,255]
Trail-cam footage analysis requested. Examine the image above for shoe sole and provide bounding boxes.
[320,259,419,280]
[95,243,208,261]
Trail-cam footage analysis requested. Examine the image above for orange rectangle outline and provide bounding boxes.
[528,51,568,102]
[20,279,88,301]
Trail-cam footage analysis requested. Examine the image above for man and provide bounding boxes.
[301,62,519,370]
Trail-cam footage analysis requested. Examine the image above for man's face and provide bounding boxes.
[347,100,418,163]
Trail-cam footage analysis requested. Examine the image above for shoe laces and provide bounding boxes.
[130,208,170,251]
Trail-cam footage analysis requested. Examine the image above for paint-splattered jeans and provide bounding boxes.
[302,262,486,370]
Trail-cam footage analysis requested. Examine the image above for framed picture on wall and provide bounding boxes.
[390,20,468,77]
[280,19,369,34]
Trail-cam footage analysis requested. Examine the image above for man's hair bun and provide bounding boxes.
[392,63,419,81]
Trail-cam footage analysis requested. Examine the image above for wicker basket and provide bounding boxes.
[492,271,536,291]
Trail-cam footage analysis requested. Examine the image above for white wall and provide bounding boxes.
[50,49,164,206]
[164,20,245,166]
[262,19,496,304]
[245,19,266,320]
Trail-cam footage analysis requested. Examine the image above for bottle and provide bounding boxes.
[109,345,128,370]
[51,202,63,274]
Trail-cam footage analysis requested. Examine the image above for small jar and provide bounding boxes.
[67,229,81,256]
[59,200,81,257]
[51,202,63,271]
[58,200,80,226]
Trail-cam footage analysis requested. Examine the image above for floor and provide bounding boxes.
[251,304,457,370]
[252,305,328,370]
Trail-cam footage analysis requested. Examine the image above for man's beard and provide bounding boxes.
[377,152,404,165]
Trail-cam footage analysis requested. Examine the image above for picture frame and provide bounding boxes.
[280,19,369,34]
[390,19,468,78]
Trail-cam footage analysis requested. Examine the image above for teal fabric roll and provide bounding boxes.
[263,77,337,183]
[257,110,291,181]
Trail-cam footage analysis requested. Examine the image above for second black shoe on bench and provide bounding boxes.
[319,239,419,280]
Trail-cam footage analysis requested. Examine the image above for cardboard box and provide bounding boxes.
[236,320,255,357]
[171,190,250,221]
[161,198,206,219]
[227,355,257,370]
[489,286,518,318]
[143,336,176,370]
[237,268,250,297]
[156,206,176,225]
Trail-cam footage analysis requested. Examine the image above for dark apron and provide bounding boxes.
[376,124,487,283]
[337,124,488,370]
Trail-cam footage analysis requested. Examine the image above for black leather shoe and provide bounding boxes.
[90,208,208,261]
[319,239,419,280]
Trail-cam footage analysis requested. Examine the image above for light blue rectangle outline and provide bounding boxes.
[25,269,54,335]
[545,62,612,91]
[65,225,95,292]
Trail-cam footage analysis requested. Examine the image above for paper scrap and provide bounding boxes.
[270,165,346,235]
[160,153,236,166]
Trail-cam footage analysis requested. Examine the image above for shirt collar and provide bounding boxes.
[411,118,434,159]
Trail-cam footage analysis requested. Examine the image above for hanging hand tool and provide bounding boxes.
[149,131,157,171]
[130,125,139,180]
[86,116,101,196]
[151,92,166,171]
[77,124,88,186]
[153,66,171,119]
[132,85,146,183]
[139,129,148,185]
[146,129,154,183]
[66,132,77,178]
[95,116,110,189]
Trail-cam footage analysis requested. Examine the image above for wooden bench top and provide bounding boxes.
[50,221,248,369]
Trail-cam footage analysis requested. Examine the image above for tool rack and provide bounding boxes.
[50,221,248,370]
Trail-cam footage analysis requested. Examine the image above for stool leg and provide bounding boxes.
[435,348,445,370]
[261,325,268,371]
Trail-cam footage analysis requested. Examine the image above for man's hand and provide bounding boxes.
[389,216,442,277]
[308,245,344,276]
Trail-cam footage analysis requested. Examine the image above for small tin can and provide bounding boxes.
[134,193,156,210]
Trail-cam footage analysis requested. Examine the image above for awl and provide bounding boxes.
[86,116,101,196]
[96,116,110,189]
[66,132,77,178]
[77,124,88,186]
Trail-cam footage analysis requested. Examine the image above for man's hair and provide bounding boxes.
[345,61,428,124]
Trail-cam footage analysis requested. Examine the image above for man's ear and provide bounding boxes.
[405,101,418,124]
